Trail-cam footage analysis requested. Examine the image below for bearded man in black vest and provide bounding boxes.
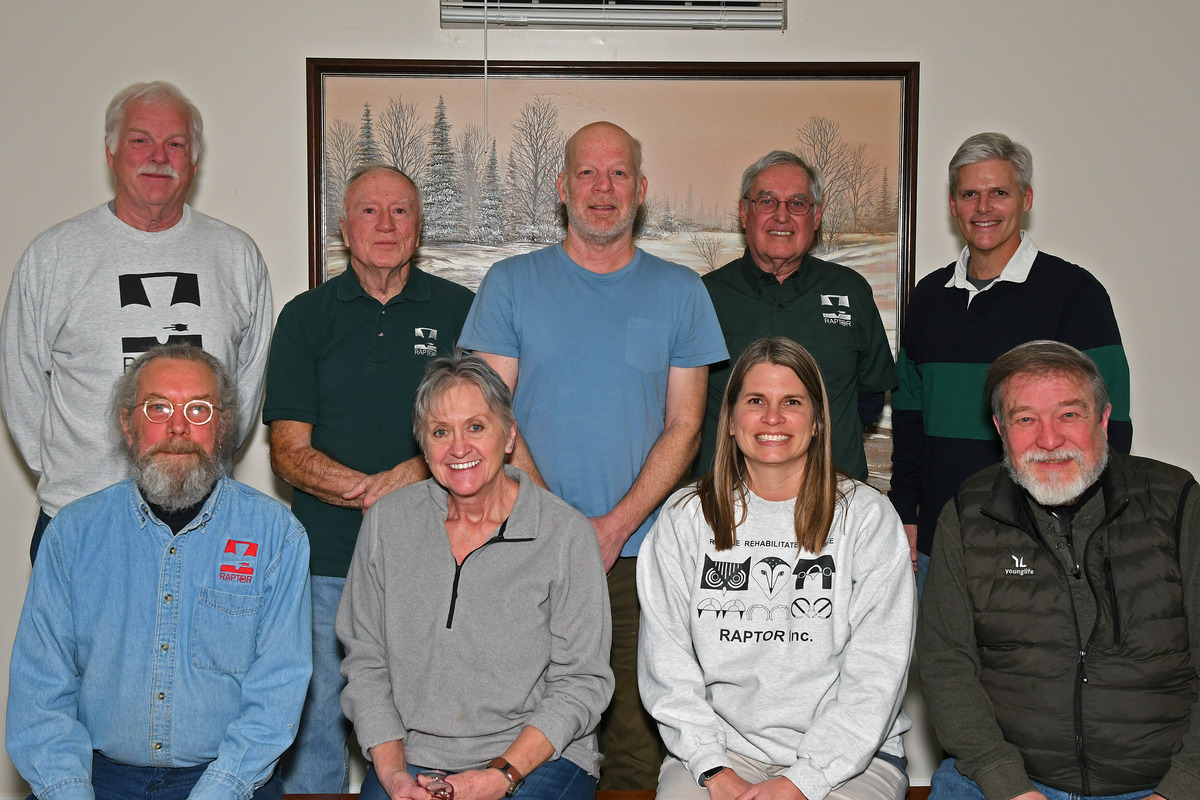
[918,340,1199,800]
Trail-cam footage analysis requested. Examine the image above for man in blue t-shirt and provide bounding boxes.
[460,121,727,789]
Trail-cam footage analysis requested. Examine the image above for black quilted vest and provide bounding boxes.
[953,453,1197,795]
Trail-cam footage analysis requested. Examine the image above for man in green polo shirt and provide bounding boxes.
[697,150,896,482]
[262,165,475,793]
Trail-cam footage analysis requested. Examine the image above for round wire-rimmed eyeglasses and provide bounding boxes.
[139,399,217,425]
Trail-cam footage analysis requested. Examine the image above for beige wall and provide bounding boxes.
[1,0,1197,794]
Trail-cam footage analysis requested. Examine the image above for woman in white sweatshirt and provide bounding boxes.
[637,336,915,800]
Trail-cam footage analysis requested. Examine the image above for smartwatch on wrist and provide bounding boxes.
[699,766,727,787]
[487,757,525,797]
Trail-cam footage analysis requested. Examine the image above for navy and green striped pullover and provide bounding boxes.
[889,250,1132,556]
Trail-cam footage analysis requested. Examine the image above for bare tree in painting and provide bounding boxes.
[456,123,490,234]
[843,142,880,230]
[422,96,465,242]
[474,141,505,245]
[377,95,429,185]
[505,96,565,242]
[688,231,727,273]
[325,118,357,237]
[356,102,383,167]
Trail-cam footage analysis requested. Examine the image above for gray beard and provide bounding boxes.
[131,443,222,513]
[1005,445,1109,507]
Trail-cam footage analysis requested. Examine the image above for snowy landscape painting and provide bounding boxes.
[306,60,917,484]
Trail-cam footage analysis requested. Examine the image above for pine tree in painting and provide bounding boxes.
[356,102,383,167]
[423,96,465,242]
[476,141,505,244]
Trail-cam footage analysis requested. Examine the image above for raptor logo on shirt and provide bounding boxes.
[219,539,258,583]
[820,294,852,326]
[414,326,439,357]
[119,272,205,367]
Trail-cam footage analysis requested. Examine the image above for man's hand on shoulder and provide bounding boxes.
[344,456,430,511]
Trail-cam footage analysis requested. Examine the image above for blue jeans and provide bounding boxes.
[916,551,930,599]
[34,752,284,800]
[278,574,350,793]
[930,758,1154,800]
[360,758,596,800]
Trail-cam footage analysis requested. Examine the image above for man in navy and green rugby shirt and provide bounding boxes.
[890,132,1131,592]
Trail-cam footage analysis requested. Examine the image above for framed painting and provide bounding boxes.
[306,59,919,484]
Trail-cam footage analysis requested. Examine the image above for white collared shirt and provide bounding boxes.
[945,231,1040,306]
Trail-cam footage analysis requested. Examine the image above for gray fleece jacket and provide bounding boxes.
[337,466,614,776]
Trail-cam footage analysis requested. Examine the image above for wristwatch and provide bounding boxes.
[699,766,727,787]
[487,757,526,797]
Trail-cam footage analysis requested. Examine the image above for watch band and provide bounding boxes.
[699,766,727,787]
[487,757,525,797]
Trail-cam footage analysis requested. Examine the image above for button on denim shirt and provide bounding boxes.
[6,478,313,800]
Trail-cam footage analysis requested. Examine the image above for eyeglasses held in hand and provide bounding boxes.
[140,399,217,425]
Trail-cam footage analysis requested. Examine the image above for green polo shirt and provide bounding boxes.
[263,265,474,577]
[698,250,896,481]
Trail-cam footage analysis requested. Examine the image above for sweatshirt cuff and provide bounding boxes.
[782,760,832,800]
[687,744,732,786]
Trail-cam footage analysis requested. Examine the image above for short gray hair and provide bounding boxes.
[949,132,1032,195]
[412,349,516,443]
[740,150,825,206]
[739,150,825,247]
[104,82,203,164]
[341,164,423,222]
[112,344,238,458]
[985,340,1109,432]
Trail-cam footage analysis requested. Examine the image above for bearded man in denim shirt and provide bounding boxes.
[6,344,312,800]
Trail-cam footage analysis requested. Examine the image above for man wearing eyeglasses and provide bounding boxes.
[889,132,1132,592]
[696,150,896,484]
[6,343,311,800]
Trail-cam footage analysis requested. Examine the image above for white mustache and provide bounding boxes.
[1022,447,1084,465]
[138,163,179,179]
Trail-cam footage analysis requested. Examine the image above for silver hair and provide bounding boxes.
[104,82,203,164]
[341,163,423,222]
[412,349,516,443]
[112,343,238,461]
[985,340,1109,432]
[949,132,1033,195]
[739,150,825,247]
[739,150,825,206]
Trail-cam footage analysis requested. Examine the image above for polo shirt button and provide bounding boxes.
[777,303,785,309]
[378,332,384,337]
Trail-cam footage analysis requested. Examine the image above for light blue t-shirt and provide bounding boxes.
[460,244,727,555]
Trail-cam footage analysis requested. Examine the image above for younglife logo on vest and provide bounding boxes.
[1004,553,1035,577]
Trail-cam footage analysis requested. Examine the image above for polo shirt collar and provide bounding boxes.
[736,248,813,294]
[335,262,431,304]
[947,231,1039,303]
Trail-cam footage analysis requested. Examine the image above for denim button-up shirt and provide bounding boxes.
[6,478,312,800]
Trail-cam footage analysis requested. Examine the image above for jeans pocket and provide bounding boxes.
[190,586,265,674]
